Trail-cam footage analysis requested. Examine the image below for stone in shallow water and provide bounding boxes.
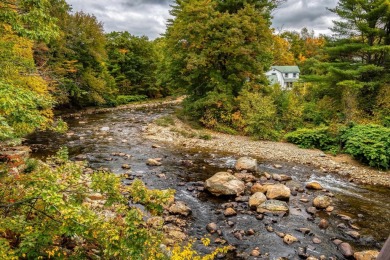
[283,234,298,245]
[338,242,354,258]
[234,157,257,172]
[249,192,267,209]
[313,195,332,209]
[306,181,323,190]
[266,184,291,201]
[257,200,289,214]
[204,172,245,196]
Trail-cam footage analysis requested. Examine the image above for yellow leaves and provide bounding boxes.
[118,48,128,54]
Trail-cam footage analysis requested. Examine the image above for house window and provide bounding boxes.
[272,73,276,75]
[284,73,288,78]
[293,73,297,78]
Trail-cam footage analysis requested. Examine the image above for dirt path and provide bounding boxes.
[144,117,390,187]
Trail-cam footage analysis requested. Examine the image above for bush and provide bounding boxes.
[285,126,339,153]
[116,95,148,105]
[341,124,390,169]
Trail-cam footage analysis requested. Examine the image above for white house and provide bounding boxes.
[265,66,300,89]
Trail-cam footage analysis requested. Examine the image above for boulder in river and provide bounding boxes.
[338,242,354,258]
[204,172,245,196]
[146,158,162,166]
[283,234,298,245]
[257,200,289,214]
[234,157,257,172]
[313,195,332,209]
[168,201,191,216]
[354,250,379,260]
[266,184,291,201]
[249,192,267,209]
[306,181,323,190]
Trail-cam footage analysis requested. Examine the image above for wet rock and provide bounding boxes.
[313,195,332,209]
[306,181,323,190]
[224,207,237,217]
[337,213,352,221]
[75,154,88,160]
[272,173,282,181]
[300,198,309,203]
[204,172,245,196]
[163,225,187,245]
[152,144,161,148]
[338,242,354,258]
[158,174,166,179]
[354,250,379,260]
[214,238,226,244]
[345,230,360,239]
[121,164,131,169]
[235,196,249,202]
[280,174,292,181]
[234,173,257,182]
[263,172,271,179]
[249,192,267,209]
[246,229,255,236]
[306,207,317,215]
[233,231,243,240]
[266,226,274,232]
[307,257,319,260]
[312,237,322,244]
[326,206,334,212]
[318,219,329,229]
[146,158,162,166]
[168,201,191,216]
[266,184,291,201]
[338,223,348,229]
[235,157,257,172]
[227,221,235,227]
[251,183,269,194]
[256,214,264,220]
[257,200,289,214]
[251,248,261,257]
[273,164,283,169]
[283,234,298,245]
[333,239,343,245]
[206,222,218,233]
[180,160,194,167]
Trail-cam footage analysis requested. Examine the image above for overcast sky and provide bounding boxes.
[66,0,339,39]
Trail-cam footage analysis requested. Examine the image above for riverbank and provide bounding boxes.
[144,116,390,188]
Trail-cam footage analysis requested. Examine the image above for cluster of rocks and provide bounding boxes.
[198,156,379,259]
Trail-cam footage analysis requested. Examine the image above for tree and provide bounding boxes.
[0,0,64,42]
[322,0,390,121]
[106,32,162,97]
[43,12,117,107]
[164,0,274,127]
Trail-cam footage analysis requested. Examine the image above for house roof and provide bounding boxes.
[271,66,300,73]
[266,74,279,85]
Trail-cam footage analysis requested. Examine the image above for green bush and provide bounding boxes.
[116,95,148,105]
[341,124,390,169]
[285,126,339,152]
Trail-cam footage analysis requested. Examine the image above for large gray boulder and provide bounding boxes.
[234,157,257,172]
[205,172,245,196]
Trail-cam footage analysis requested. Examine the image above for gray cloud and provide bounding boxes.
[272,0,339,35]
[66,0,339,39]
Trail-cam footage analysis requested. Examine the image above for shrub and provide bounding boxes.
[285,126,339,153]
[341,124,390,169]
[0,149,169,259]
[116,94,148,105]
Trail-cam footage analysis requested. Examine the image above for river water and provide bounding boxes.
[25,104,390,259]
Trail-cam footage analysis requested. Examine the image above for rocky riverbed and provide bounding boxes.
[23,99,389,259]
[144,116,390,187]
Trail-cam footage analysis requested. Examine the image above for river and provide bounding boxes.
[25,103,390,259]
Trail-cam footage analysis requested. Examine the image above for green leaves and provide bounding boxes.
[341,124,390,169]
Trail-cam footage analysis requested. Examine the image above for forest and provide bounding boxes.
[0,0,389,258]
